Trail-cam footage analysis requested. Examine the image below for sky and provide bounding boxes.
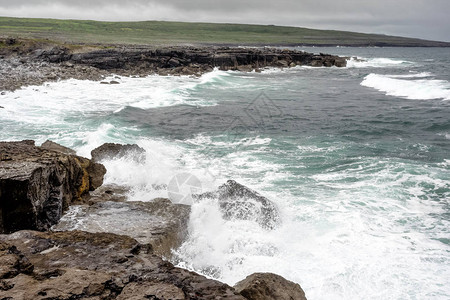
[0,0,449,42]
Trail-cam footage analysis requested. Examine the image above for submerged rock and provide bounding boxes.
[0,140,106,233]
[91,142,146,163]
[197,180,281,230]
[52,198,190,257]
[234,272,307,300]
[0,230,245,299]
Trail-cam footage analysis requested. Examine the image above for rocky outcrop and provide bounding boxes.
[196,180,280,230]
[234,273,307,300]
[1,39,348,91]
[53,198,191,258]
[40,140,76,155]
[0,230,246,299]
[0,140,309,299]
[91,143,146,163]
[0,140,106,233]
[48,46,347,73]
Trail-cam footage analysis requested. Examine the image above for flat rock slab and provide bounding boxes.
[0,230,245,299]
[53,198,190,257]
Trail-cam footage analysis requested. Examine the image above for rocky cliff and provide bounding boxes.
[0,140,106,233]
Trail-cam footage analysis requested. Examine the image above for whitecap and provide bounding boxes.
[347,57,414,68]
[361,73,450,100]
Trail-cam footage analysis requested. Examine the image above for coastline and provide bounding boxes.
[0,37,347,92]
[0,140,307,299]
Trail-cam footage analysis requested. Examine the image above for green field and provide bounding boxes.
[0,16,448,47]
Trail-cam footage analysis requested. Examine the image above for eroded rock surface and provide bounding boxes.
[0,39,348,92]
[0,230,245,299]
[53,198,190,257]
[234,272,307,300]
[91,143,146,163]
[0,140,106,233]
[197,180,281,230]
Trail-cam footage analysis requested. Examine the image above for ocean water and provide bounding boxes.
[1,47,449,299]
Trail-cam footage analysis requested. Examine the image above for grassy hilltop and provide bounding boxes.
[0,16,448,47]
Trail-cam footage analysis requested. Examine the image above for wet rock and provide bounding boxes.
[52,198,191,257]
[1,42,347,92]
[0,140,106,233]
[197,180,280,230]
[87,183,130,203]
[91,142,146,163]
[234,272,307,300]
[0,230,245,299]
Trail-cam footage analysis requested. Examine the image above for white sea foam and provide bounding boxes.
[361,73,450,100]
[0,72,223,121]
[1,59,449,299]
[173,155,450,299]
[347,57,414,68]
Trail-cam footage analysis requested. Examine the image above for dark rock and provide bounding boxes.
[4,38,16,46]
[53,198,191,257]
[275,59,289,67]
[1,43,347,92]
[40,140,76,155]
[197,180,280,230]
[109,80,120,84]
[334,57,347,67]
[0,140,106,233]
[234,272,307,300]
[0,230,245,299]
[91,142,146,163]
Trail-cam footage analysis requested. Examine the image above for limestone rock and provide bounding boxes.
[53,198,191,257]
[197,180,280,230]
[0,230,246,299]
[91,142,146,163]
[234,272,307,300]
[0,140,106,233]
[40,140,76,155]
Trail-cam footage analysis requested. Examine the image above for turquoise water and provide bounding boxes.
[1,47,449,299]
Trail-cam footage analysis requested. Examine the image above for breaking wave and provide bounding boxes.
[361,73,450,100]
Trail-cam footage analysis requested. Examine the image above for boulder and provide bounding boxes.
[91,142,146,163]
[0,230,246,299]
[0,140,106,233]
[40,140,76,155]
[53,198,191,257]
[196,180,280,230]
[234,273,307,300]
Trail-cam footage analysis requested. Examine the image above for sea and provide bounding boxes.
[1,47,449,299]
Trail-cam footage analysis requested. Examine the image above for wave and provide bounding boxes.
[361,73,450,100]
[347,57,414,68]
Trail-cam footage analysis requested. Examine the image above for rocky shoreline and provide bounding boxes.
[0,140,308,299]
[0,37,345,298]
[0,37,347,92]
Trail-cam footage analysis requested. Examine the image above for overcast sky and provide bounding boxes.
[1,0,449,42]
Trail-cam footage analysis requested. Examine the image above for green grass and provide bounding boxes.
[0,16,448,47]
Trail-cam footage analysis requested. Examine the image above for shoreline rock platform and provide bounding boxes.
[0,37,347,92]
[0,140,309,299]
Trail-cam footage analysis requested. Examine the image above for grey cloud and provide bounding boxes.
[0,0,448,41]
